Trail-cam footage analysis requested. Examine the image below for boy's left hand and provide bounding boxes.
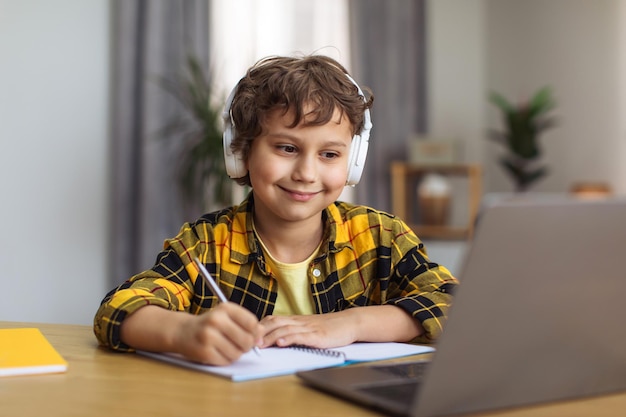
[258,305,424,349]
[259,311,357,349]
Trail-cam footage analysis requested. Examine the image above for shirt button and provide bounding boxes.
[312,268,321,277]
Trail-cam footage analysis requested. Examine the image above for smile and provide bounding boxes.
[280,186,320,202]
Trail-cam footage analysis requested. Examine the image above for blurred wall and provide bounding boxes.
[428,0,626,194]
[486,0,625,193]
[425,0,626,277]
[0,0,109,324]
[427,0,487,168]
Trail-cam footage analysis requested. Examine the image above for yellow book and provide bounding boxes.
[0,328,68,377]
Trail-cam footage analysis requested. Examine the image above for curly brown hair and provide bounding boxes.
[226,55,374,186]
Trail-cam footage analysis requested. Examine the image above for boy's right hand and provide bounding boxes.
[174,302,264,366]
[120,304,263,367]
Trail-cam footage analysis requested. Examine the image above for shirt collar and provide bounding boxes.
[229,193,354,266]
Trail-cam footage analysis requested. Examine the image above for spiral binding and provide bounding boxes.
[289,345,344,359]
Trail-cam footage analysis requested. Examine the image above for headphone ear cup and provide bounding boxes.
[345,135,358,186]
[342,74,372,186]
[222,84,247,179]
[345,106,372,186]
[345,134,369,186]
[222,124,246,179]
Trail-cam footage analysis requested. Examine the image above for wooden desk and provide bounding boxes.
[3,321,626,417]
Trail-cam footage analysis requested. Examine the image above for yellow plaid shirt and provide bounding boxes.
[94,194,458,350]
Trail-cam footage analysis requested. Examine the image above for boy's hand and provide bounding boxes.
[175,302,264,365]
[120,304,263,367]
[259,311,358,349]
[258,305,424,349]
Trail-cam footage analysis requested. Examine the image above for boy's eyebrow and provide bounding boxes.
[322,140,349,148]
[265,132,350,148]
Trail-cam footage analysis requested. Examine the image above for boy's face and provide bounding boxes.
[246,105,353,226]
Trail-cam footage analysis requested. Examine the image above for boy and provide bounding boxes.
[94,55,458,366]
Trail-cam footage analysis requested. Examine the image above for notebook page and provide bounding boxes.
[331,342,435,363]
[138,346,345,382]
[138,342,434,382]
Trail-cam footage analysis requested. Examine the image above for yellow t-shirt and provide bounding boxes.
[256,237,318,316]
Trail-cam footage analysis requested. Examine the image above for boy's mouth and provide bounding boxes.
[280,186,320,201]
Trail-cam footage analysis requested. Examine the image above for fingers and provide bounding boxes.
[259,312,357,349]
[181,303,263,365]
[187,326,242,365]
[259,315,326,349]
[216,302,265,349]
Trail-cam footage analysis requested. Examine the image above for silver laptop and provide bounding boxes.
[297,197,626,416]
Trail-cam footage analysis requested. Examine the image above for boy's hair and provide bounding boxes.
[227,54,374,186]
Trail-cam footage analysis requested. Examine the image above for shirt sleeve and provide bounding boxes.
[93,223,201,351]
[383,218,459,343]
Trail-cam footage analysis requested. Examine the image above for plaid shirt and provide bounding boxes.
[94,194,458,350]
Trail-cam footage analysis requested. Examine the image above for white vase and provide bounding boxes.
[417,173,451,226]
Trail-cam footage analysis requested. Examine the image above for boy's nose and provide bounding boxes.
[292,156,317,182]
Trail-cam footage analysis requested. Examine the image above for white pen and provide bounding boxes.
[193,257,261,356]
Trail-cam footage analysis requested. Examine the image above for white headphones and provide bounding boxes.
[222,74,372,186]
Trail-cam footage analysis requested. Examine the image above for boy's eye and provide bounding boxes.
[321,151,339,159]
[278,145,297,153]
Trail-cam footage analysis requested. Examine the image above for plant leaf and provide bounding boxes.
[488,91,514,114]
[154,54,230,209]
[528,87,556,117]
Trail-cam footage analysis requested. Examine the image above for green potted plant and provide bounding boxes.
[158,55,231,211]
[488,87,557,192]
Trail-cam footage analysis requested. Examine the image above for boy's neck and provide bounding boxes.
[253,215,324,264]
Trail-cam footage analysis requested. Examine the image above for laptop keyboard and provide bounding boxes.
[356,379,419,400]
[372,361,430,380]
[353,361,430,407]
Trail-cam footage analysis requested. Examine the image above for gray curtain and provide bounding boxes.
[349,0,427,212]
[109,0,210,286]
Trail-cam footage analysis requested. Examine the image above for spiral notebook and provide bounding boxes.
[137,342,434,382]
